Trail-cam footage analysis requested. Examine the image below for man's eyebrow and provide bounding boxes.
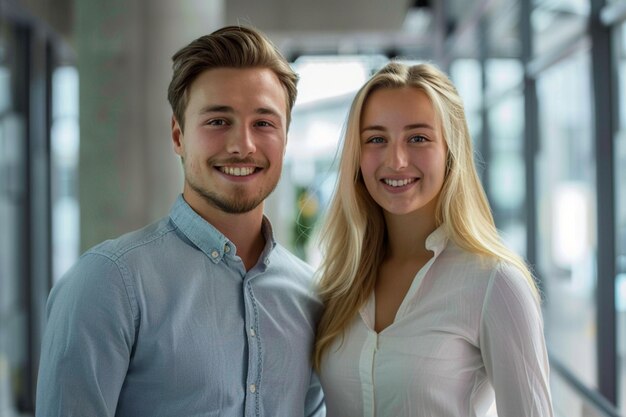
[198,105,234,115]
[197,105,281,119]
[255,107,282,118]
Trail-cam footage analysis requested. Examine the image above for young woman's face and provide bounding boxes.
[359,87,448,219]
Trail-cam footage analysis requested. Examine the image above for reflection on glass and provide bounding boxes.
[536,50,596,417]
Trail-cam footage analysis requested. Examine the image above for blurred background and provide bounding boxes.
[1,0,626,415]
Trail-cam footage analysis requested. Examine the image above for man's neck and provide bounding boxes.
[184,193,267,271]
[210,211,266,271]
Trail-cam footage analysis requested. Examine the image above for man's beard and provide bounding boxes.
[182,155,280,214]
[189,182,270,214]
[186,172,278,214]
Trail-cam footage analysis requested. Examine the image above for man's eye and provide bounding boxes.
[207,119,227,126]
[256,121,273,127]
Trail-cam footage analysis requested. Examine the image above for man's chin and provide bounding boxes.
[186,179,277,215]
[211,199,262,215]
[197,190,264,215]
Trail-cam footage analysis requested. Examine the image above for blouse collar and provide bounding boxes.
[425,224,448,256]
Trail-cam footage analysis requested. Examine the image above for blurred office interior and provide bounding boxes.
[1,0,626,415]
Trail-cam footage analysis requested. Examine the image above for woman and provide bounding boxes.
[314,62,553,417]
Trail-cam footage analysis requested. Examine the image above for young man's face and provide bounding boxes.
[172,67,288,217]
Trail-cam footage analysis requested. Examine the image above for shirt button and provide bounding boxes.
[211,250,219,258]
[249,384,256,393]
[224,245,231,253]
[264,258,270,265]
[250,327,256,337]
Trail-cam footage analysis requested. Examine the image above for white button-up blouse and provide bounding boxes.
[319,227,554,417]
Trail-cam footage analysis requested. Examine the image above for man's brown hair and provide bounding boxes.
[167,26,298,131]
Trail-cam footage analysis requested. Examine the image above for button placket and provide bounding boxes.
[360,331,378,417]
[244,281,262,415]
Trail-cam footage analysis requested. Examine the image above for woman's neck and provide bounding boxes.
[383,209,438,262]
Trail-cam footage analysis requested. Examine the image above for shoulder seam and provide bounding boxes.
[478,259,502,348]
[91,222,178,261]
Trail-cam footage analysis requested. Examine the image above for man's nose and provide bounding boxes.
[226,125,256,156]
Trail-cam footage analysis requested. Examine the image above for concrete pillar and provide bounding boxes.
[76,0,224,250]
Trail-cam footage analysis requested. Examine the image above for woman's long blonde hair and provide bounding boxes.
[313,62,538,370]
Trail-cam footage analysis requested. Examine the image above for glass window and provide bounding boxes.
[532,0,589,57]
[486,59,524,98]
[450,59,483,157]
[0,20,29,414]
[484,59,526,256]
[51,66,80,283]
[487,93,526,257]
[615,19,626,416]
[536,50,596,416]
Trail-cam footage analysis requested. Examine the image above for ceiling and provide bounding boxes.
[224,0,437,60]
[8,0,553,64]
[223,0,523,62]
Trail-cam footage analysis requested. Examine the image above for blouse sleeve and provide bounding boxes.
[479,262,554,417]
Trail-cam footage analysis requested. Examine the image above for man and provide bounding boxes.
[36,26,325,417]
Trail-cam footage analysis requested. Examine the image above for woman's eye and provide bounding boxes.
[409,135,427,143]
[367,136,385,144]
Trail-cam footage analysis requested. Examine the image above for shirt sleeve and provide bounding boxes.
[304,370,326,417]
[36,252,137,417]
[479,262,554,417]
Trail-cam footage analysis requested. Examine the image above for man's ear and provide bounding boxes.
[172,116,183,156]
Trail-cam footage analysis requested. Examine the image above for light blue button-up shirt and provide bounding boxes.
[36,196,325,417]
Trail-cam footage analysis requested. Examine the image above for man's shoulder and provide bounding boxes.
[52,216,178,301]
[87,216,177,262]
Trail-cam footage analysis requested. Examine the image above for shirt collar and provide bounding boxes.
[169,195,276,264]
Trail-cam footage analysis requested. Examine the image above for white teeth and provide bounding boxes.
[220,166,255,176]
[383,178,415,187]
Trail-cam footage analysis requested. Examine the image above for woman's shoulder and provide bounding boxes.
[435,242,535,296]
[437,240,499,277]
[487,260,539,306]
